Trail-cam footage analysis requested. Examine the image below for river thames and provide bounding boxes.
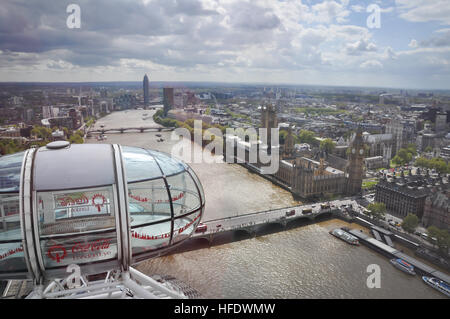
[87,110,447,298]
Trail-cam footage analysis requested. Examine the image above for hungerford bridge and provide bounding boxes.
[191,198,362,243]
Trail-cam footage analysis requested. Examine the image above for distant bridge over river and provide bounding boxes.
[88,126,176,134]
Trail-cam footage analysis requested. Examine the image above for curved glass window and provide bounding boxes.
[0,193,27,274]
[0,152,26,275]
[166,172,201,217]
[40,232,118,269]
[128,179,171,226]
[187,168,205,207]
[37,186,118,269]
[131,221,171,255]
[122,146,163,182]
[123,147,204,260]
[0,151,25,193]
[147,150,187,176]
[172,209,202,244]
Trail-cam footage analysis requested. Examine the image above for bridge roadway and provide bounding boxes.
[192,198,361,242]
[88,126,175,134]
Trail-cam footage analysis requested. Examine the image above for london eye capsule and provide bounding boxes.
[0,142,205,281]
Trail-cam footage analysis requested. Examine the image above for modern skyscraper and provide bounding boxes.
[163,88,174,116]
[42,105,53,119]
[143,74,149,106]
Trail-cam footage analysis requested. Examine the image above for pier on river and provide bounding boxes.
[349,229,450,285]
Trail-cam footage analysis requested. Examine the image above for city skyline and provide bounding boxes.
[0,1,450,90]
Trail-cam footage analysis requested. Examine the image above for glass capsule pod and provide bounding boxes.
[0,142,204,281]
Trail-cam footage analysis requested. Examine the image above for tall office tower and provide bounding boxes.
[42,105,53,119]
[143,74,150,106]
[163,88,174,116]
[346,127,365,196]
[435,112,447,132]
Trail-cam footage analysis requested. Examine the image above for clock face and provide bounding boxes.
[359,149,364,155]
[352,148,355,154]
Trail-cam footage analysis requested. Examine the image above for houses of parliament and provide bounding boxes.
[256,104,365,200]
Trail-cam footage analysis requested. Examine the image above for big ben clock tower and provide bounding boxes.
[346,127,365,196]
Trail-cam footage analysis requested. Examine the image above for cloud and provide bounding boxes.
[350,5,365,13]
[0,0,448,89]
[0,0,363,72]
[311,0,351,24]
[420,29,450,47]
[228,2,281,31]
[396,0,450,25]
[346,39,377,55]
[360,60,383,69]
[408,39,418,48]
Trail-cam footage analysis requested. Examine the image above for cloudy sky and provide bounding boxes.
[0,0,449,89]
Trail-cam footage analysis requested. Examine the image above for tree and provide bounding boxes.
[0,139,25,155]
[435,230,450,256]
[429,157,449,174]
[428,226,450,255]
[391,146,416,166]
[415,157,429,168]
[69,134,84,144]
[320,138,335,154]
[367,202,386,221]
[297,130,317,146]
[427,226,440,241]
[406,143,417,156]
[401,214,419,233]
[415,156,450,174]
[279,130,288,145]
[424,146,433,153]
[31,126,52,140]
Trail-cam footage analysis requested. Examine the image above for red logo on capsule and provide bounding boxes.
[92,194,106,212]
[47,245,67,263]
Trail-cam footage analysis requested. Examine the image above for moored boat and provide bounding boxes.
[390,258,416,275]
[329,228,359,245]
[422,276,450,297]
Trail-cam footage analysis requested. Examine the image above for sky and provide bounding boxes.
[0,0,449,89]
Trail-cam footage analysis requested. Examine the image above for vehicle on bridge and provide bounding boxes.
[320,203,330,210]
[302,208,312,215]
[195,223,207,233]
[285,210,295,217]
[97,134,107,141]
